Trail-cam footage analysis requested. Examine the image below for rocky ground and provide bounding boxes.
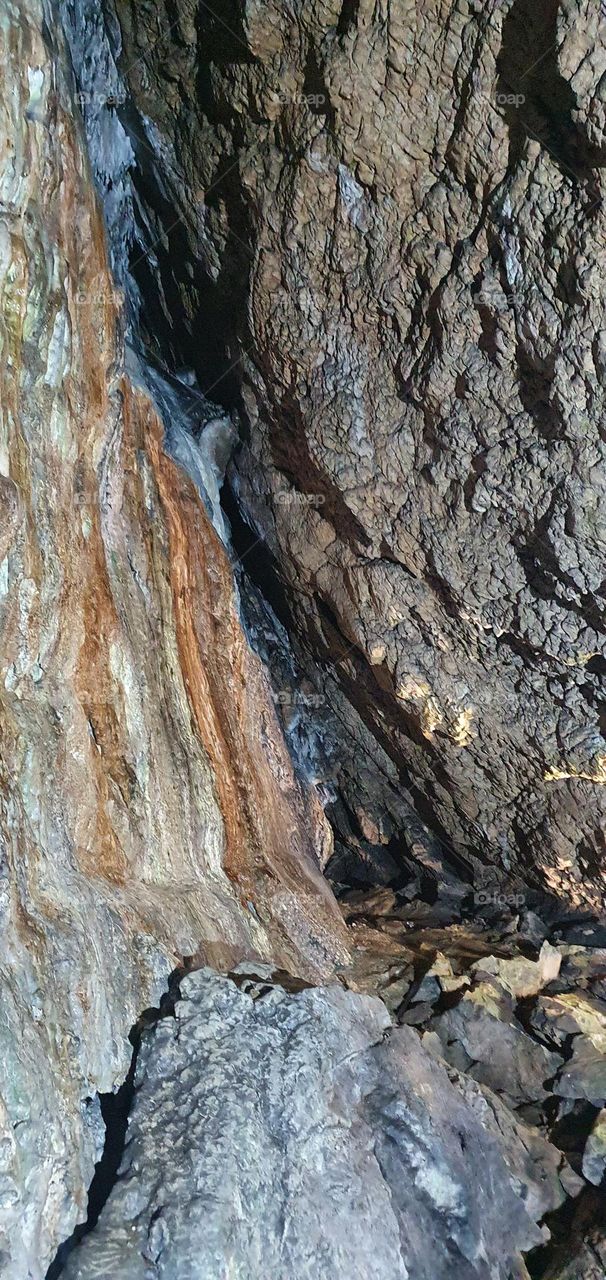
[53,884,606,1278]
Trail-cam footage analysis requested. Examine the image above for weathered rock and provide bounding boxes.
[62,970,551,1279]
[110,0,606,906]
[471,941,561,998]
[430,983,563,1103]
[0,2,349,1272]
[556,1041,606,1106]
[544,994,606,1104]
[582,1110,606,1186]
[2,0,605,1273]
[436,1060,572,1221]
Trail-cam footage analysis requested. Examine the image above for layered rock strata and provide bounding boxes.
[0,3,348,1272]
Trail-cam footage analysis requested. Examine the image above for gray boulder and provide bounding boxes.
[64,969,551,1280]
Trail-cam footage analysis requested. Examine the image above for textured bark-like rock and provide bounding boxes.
[62,968,557,1280]
[0,3,348,1273]
[112,0,606,906]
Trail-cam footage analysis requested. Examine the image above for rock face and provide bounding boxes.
[0,2,348,1273]
[61,968,557,1280]
[1,0,605,1276]
[112,0,606,906]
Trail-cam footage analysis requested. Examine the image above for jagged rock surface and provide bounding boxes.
[2,0,606,1276]
[112,0,606,906]
[0,3,349,1274]
[62,969,559,1280]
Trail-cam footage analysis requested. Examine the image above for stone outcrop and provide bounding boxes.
[60,968,560,1280]
[49,918,606,1280]
[111,0,606,907]
[0,2,348,1272]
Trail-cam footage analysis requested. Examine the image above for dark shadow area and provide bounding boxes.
[497,0,605,207]
[222,478,294,631]
[526,1184,606,1279]
[336,0,359,37]
[514,343,561,441]
[45,1048,138,1280]
[107,0,257,410]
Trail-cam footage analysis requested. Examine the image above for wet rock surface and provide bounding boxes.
[0,1,348,1273]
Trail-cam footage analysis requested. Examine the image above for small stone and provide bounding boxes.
[413,974,441,1004]
[471,941,561,999]
[582,1110,606,1185]
[399,1001,435,1025]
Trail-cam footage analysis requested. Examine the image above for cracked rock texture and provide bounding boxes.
[113,0,606,905]
[0,2,349,1273]
[2,0,606,1276]
[62,968,556,1280]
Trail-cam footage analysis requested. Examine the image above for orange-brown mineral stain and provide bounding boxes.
[146,407,248,882]
[145,396,347,952]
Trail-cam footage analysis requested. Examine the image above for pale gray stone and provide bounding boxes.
[64,970,550,1280]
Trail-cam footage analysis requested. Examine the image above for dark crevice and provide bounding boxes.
[125,115,251,404]
[497,0,606,203]
[217,484,481,890]
[336,0,359,38]
[302,46,334,124]
[526,1184,606,1280]
[549,1100,602,1167]
[222,478,295,632]
[107,2,257,409]
[193,0,255,65]
[514,344,560,441]
[46,1052,138,1280]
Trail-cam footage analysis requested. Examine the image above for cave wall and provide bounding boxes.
[0,2,348,1272]
[111,0,606,907]
[1,0,606,1273]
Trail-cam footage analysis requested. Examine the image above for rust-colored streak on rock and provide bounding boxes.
[147,405,342,912]
[114,0,606,908]
[0,6,350,1269]
[144,412,246,874]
